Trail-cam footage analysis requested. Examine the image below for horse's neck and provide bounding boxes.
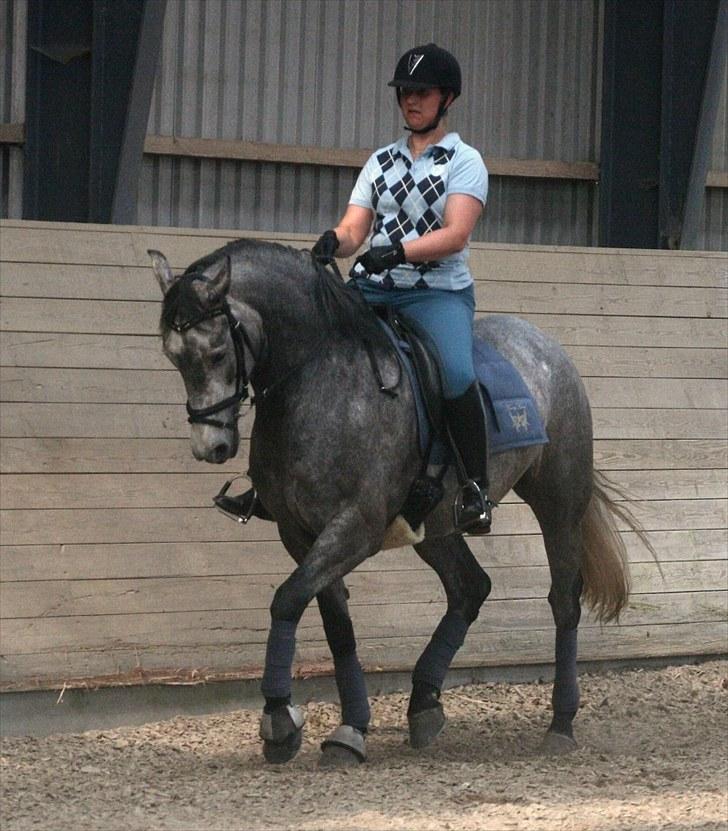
[231,272,335,377]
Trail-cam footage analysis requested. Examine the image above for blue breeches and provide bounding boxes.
[355,280,476,399]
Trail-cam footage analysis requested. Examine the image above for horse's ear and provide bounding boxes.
[148,250,176,295]
[205,255,231,301]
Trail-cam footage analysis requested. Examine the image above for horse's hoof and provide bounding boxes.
[259,704,305,765]
[319,725,366,768]
[540,730,578,756]
[408,704,446,749]
[263,729,303,764]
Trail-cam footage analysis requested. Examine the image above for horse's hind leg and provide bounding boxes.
[541,521,585,754]
[316,579,370,768]
[408,534,492,748]
[516,472,589,754]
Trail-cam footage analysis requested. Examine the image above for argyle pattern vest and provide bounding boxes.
[370,145,456,289]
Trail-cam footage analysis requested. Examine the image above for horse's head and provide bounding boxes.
[149,249,261,464]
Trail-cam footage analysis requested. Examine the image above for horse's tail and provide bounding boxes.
[580,470,657,624]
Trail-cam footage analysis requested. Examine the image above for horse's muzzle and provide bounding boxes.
[191,424,239,463]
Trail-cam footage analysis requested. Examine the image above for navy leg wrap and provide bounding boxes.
[261,618,297,700]
[412,612,469,690]
[552,627,580,714]
[334,652,371,731]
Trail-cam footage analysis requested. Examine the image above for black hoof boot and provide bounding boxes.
[541,730,578,755]
[541,712,578,755]
[259,705,305,764]
[408,705,446,748]
[319,726,367,768]
[408,683,446,749]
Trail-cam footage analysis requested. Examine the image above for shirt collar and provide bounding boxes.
[394,132,460,162]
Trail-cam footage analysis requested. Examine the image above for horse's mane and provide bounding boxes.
[309,258,392,351]
[164,238,391,351]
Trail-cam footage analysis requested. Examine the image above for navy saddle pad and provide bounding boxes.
[472,338,549,454]
[381,322,548,458]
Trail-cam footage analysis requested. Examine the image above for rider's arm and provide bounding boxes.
[333,204,374,257]
[402,193,483,262]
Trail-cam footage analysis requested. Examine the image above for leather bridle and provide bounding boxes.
[170,298,255,431]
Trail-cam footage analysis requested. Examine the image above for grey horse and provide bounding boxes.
[150,238,641,767]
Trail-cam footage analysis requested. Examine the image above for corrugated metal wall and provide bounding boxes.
[0,0,725,248]
[705,53,728,250]
[0,0,25,219]
[138,0,603,244]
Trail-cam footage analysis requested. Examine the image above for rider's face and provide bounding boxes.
[399,87,445,131]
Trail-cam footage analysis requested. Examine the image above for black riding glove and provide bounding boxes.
[354,242,406,275]
[312,229,339,264]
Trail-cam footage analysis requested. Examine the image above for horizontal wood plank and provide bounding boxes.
[2,437,725,475]
[3,292,725,342]
[468,247,728,290]
[3,250,725,299]
[2,469,725,511]
[3,219,725,266]
[2,559,724,620]
[0,559,728,624]
[4,319,726,365]
[2,402,724,439]
[2,592,723,658]
[3,529,723,583]
[594,439,728,469]
[3,621,725,686]
[3,368,726,410]
[474,281,727,319]
[1,499,725,547]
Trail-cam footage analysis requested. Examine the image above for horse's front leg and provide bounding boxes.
[408,534,491,748]
[260,507,378,764]
[316,579,370,768]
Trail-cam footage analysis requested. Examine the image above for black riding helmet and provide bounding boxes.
[388,43,462,134]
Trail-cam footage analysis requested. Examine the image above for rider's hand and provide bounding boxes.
[312,229,339,264]
[354,242,406,275]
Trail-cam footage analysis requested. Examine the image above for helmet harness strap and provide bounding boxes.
[400,90,452,135]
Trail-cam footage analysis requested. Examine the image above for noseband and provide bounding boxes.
[170,298,255,431]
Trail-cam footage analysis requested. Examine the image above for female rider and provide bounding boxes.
[218,43,492,534]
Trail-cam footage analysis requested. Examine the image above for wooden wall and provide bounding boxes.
[1,220,726,690]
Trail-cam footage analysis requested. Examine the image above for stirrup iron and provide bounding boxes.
[213,476,257,524]
[453,479,493,531]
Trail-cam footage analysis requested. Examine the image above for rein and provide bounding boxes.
[250,338,328,405]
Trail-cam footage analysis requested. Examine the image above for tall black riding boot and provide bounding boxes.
[443,382,493,535]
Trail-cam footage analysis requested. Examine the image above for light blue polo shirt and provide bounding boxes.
[349,132,488,290]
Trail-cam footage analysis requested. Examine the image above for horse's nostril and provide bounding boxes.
[212,443,229,463]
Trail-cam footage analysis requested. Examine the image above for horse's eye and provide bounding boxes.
[210,352,226,366]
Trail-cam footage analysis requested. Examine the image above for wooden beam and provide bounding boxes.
[3,126,726,188]
[486,157,599,180]
[706,170,728,188]
[143,134,601,180]
[143,134,372,169]
[0,123,24,145]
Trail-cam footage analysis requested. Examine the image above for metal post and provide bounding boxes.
[110,0,167,224]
